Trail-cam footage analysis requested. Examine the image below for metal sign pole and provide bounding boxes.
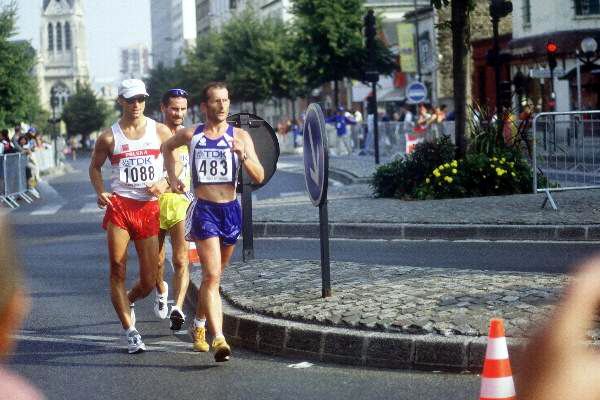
[240,180,254,261]
[238,114,255,261]
[372,81,379,165]
[319,201,331,297]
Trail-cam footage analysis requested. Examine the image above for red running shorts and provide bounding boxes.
[102,193,160,240]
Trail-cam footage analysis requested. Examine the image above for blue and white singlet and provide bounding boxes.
[189,124,240,189]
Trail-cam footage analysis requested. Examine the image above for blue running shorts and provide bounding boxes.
[185,198,242,246]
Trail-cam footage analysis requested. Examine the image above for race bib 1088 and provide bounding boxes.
[119,156,162,188]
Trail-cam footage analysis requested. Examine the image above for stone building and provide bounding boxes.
[151,0,197,68]
[509,0,600,112]
[39,0,90,115]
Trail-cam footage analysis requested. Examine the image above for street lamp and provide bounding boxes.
[575,37,599,110]
[50,89,59,165]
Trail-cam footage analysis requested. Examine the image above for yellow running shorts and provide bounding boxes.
[159,192,190,231]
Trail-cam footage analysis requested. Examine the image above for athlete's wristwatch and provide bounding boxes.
[242,152,248,162]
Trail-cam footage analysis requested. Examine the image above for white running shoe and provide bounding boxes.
[127,329,146,354]
[154,281,169,319]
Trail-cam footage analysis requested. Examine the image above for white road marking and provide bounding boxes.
[31,204,64,215]
[280,191,305,197]
[69,335,118,342]
[288,361,314,368]
[13,333,195,353]
[80,202,103,213]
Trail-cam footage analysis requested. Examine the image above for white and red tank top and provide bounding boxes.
[190,124,240,189]
[110,117,163,201]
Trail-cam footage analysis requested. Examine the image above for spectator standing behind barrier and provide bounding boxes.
[415,103,432,136]
[352,108,363,153]
[429,104,447,139]
[0,216,45,399]
[17,136,39,189]
[325,106,356,156]
[0,129,16,154]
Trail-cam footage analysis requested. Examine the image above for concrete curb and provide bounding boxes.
[252,222,600,241]
[185,278,527,371]
[328,168,372,185]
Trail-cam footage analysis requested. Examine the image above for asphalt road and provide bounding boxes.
[5,156,484,400]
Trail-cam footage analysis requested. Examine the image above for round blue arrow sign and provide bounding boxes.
[303,103,328,207]
[405,81,427,104]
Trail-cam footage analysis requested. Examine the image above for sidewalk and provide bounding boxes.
[187,154,600,371]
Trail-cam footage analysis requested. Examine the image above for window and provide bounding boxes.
[64,22,71,50]
[230,0,237,9]
[523,0,531,24]
[56,22,62,50]
[47,23,53,51]
[575,0,600,15]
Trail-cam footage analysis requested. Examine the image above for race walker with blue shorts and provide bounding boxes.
[185,124,242,244]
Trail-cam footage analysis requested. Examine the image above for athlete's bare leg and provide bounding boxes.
[156,229,168,294]
[170,221,189,310]
[127,236,160,305]
[195,237,235,336]
[107,222,132,330]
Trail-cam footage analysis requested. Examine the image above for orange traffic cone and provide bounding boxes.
[188,242,200,265]
[479,319,516,400]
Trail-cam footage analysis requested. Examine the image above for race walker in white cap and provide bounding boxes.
[89,79,173,354]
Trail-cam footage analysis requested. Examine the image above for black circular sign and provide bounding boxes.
[227,113,279,192]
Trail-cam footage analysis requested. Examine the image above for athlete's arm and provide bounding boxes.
[232,128,264,184]
[164,126,194,193]
[147,123,174,196]
[89,129,113,208]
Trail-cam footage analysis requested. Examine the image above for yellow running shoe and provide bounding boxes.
[190,326,209,352]
[212,337,231,362]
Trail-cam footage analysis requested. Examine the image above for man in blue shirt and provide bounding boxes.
[325,106,356,155]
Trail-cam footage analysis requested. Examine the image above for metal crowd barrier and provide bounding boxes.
[0,145,54,208]
[339,121,456,157]
[1,153,32,208]
[532,110,600,210]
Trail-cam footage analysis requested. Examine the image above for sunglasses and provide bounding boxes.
[167,88,188,97]
[125,96,147,104]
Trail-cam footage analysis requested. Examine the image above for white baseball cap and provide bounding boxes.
[118,79,149,99]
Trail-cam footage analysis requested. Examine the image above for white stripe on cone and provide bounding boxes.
[480,376,516,398]
[485,337,509,360]
[188,242,200,265]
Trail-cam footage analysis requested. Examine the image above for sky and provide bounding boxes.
[14,0,152,85]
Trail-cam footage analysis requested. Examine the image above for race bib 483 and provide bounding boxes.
[195,149,232,183]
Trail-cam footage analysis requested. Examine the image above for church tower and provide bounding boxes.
[39,0,90,114]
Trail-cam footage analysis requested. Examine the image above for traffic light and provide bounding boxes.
[363,9,376,50]
[490,0,513,19]
[546,40,558,72]
[499,80,512,108]
[366,96,377,115]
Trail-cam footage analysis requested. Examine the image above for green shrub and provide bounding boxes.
[371,136,456,199]
[418,152,534,199]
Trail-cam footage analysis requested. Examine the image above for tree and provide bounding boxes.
[218,9,281,114]
[61,83,110,148]
[0,1,42,127]
[144,62,182,117]
[431,0,476,159]
[181,31,225,107]
[267,19,309,121]
[291,0,397,107]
